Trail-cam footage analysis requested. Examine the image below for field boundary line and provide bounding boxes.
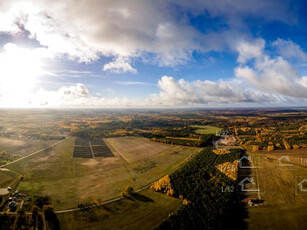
[0,137,69,168]
[252,153,261,199]
[89,141,95,158]
[104,139,130,164]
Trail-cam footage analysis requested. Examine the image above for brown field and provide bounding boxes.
[0,137,56,157]
[244,152,307,229]
[6,137,199,210]
[261,149,307,167]
[0,137,26,146]
[104,136,176,163]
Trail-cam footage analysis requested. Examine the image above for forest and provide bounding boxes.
[158,148,246,230]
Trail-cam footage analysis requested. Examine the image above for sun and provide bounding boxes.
[0,43,44,96]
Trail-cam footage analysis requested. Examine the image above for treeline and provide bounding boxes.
[288,135,307,145]
[142,133,215,147]
[158,148,245,230]
[27,134,65,140]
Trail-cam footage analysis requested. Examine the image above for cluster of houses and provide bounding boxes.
[6,188,28,212]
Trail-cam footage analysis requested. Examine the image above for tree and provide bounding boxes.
[43,205,60,230]
[32,205,39,215]
[122,186,134,197]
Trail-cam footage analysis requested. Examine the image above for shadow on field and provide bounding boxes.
[234,152,254,230]
[127,193,154,202]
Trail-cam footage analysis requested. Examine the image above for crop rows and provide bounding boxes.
[73,146,93,158]
[73,138,114,158]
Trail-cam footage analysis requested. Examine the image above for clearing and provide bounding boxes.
[191,125,222,134]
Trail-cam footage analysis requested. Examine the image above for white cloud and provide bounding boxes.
[272,38,307,61]
[0,83,140,108]
[236,39,265,64]
[103,57,137,74]
[235,40,307,98]
[1,74,306,108]
[148,76,274,106]
[0,0,200,66]
[0,0,296,70]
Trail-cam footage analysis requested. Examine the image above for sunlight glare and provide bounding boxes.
[0,43,44,100]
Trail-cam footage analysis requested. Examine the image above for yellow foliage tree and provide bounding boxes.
[150,175,174,197]
[215,160,239,181]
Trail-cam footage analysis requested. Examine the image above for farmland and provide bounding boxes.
[0,137,56,166]
[104,136,174,162]
[0,109,306,229]
[4,137,199,210]
[57,189,182,230]
[244,151,307,229]
[73,138,114,158]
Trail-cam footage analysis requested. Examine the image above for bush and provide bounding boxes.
[122,186,134,197]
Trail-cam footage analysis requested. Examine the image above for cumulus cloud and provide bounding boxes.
[0,0,201,66]
[0,83,139,108]
[148,76,274,106]
[1,74,305,108]
[236,39,265,64]
[235,39,307,98]
[272,38,307,61]
[0,1,304,108]
[0,0,296,70]
[103,57,137,74]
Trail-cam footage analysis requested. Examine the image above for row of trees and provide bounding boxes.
[141,133,215,147]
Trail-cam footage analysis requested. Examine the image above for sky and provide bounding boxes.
[0,0,306,108]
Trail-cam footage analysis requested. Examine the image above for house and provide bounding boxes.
[239,156,255,169]
[8,201,17,212]
[298,179,307,192]
[238,177,259,192]
[278,155,293,167]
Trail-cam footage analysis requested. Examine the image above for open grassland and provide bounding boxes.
[191,125,222,134]
[57,189,182,230]
[5,137,199,210]
[245,152,307,230]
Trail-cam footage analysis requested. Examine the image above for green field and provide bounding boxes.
[5,137,199,210]
[245,152,307,229]
[191,125,222,134]
[57,189,182,230]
